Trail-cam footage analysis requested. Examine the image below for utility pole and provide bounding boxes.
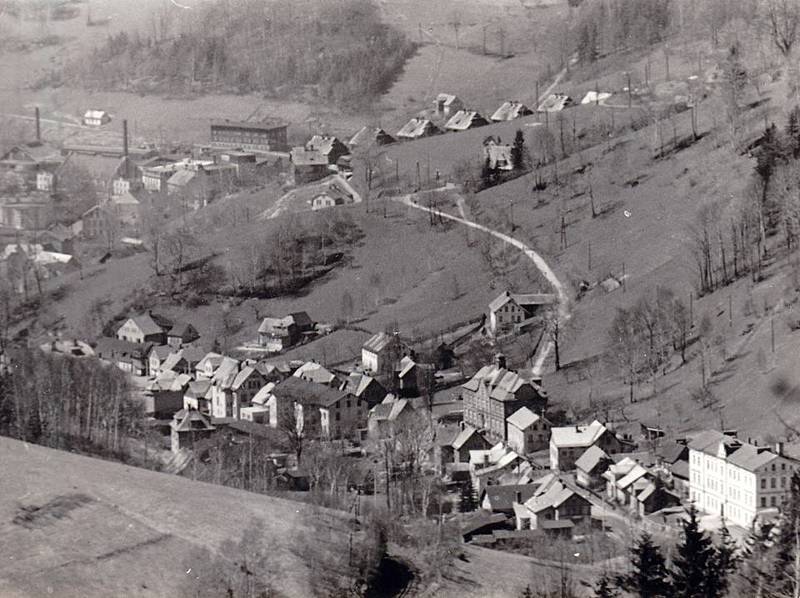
[729,295,733,328]
[622,262,626,292]
[588,241,592,270]
[626,71,632,109]
[482,24,488,55]
[689,292,694,326]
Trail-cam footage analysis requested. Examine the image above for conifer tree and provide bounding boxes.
[706,522,739,598]
[786,106,800,158]
[459,478,478,512]
[616,532,672,598]
[672,503,717,597]
[511,129,528,171]
[593,571,620,597]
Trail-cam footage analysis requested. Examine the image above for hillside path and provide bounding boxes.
[396,192,569,375]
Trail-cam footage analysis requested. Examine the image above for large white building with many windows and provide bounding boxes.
[688,430,798,528]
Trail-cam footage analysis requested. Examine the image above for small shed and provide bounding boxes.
[83,110,111,126]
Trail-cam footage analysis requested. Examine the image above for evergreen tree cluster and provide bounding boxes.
[573,0,672,64]
[56,0,416,110]
[591,505,739,598]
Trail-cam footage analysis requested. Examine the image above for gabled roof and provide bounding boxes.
[290,148,328,166]
[575,445,611,474]
[185,379,213,399]
[444,110,489,131]
[84,109,109,120]
[342,372,383,398]
[305,135,348,157]
[120,314,165,337]
[167,169,196,187]
[369,397,411,422]
[398,355,416,379]
[727,443,780,472]
[196,352,224,373]
[539,93,573,112]
[167,321,199,341]
[396,118,441,139]
[251,382,277,405]
[488,291,518,313]
[259,315,295,336]
[212,357,241,388]
[506,406,542,431]
[452,426,486,450]
[524,478,586,513]
[231,366,263,391]
[461,365,544,402]
[491,101,533,122]
[550,421,607,449]
[289,311,314,329]
[171,408,214,433]
[348,126,395,147]
[617,464,650,490]
[293,362,337,385]
[483,484,538,511]
[435,93,461,106]
[272,376,351,408]
[363,331,394,354]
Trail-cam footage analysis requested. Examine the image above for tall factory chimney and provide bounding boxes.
[122,119,129,158]
[35,107,41,143]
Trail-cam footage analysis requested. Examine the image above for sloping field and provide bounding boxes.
[0,437,351,598]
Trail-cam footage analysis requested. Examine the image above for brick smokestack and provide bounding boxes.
[35,107,41,142]
[122,119,129,158]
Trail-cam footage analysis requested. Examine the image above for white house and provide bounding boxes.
[83,109,111,126]
[550,420,625,471]
[688,430,799,528]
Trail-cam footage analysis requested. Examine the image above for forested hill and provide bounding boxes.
[55,0,416,110]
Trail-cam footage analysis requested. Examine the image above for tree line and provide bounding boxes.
[691,108,800,296]
[56,0,416,110]
[0,347,144,458]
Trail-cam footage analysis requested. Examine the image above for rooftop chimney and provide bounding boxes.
[35,107,41,143]
[495,353,507,370]
[775,441,785,456]
[515,490,522,504]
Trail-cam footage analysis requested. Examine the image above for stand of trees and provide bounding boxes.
[58,0,416,110]
[691,109,800,296]
[0,348,143,458]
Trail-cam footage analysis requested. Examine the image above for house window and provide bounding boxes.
[782,477,787,488]
[346,400,351,409]
[336,412,340,421]
[761,478,766,489]
[771,478,776,489]
[761,497,767,508]
[771,496,777,507]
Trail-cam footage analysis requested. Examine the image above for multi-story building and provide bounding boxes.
[549,420,627,471]
[688,430,799,528]
[210,119,288,152]
[461,354,548,443]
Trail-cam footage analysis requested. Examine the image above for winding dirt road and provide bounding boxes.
[396,192,569,375]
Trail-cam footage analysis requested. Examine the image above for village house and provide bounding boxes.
[539,94,574,112]
[487,291,556,336]
[305,135,350,166]
[549,420,627,471]
[490,101,533,122]
[515,475,592,533]
[183,379,213,415]
[210,118,289,152]
[469,443,526,493]
[348,126,396,148]
[444,110,489,132]
[170,408,215,453]
[361,331,407,376]
[166,322,200,349]
[481,484,539,515]
[147,345,173,377]
[0,192,53,231]
[483,137,513,171]
[396,118,442,141]
[293,361,340,387]
[688,430,800,528]
[195,351,224,379]
[506,407,551,455]
[94,337,150,376]
[160,346,206,376]
[116,313,169,345]
[77,204,115,242]
[397,355,435,398]
[309,176,361,210]
[367,396,414,440]
[211,363,267,420]
[433,93,464,118]
[83,109,111,126]
[436,425,491,471]
[290,148,330,184]
[575,445,613,489]
[257,311,314,352]
[0,140,64,183]
[657,441,690,498]
[268,376,365,441]
[634,479,681,517]
[145,371,192,417]
[341,372,387,409]
[611,462,652,508]
[461,354,548,443]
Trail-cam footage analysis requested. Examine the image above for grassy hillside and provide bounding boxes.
[0,436,352,598]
